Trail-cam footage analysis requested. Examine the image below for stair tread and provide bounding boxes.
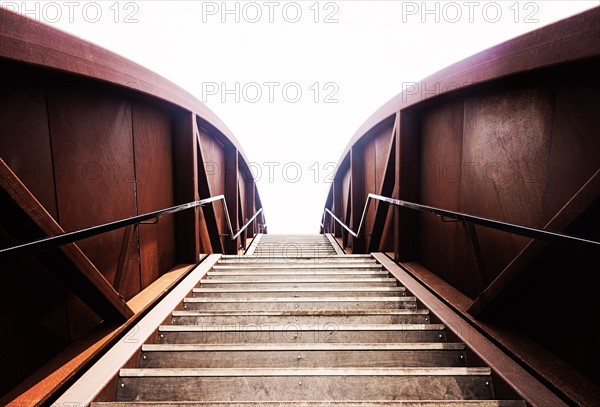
[184,296,415,302]
[207,271,388,275]
[120,367,491,377]
[221,254,373,262]
[213,265,382,270]
[193,287,405,293]
[108,248,520,405]
[159,323,445,331]
[173,309,427,316]
[142,343,464,351]
[94,401,525,407]
[201,278,395,283]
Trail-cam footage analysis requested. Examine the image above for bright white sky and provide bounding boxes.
[8,0,598,233]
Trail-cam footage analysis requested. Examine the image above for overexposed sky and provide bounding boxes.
[6,0,598,232]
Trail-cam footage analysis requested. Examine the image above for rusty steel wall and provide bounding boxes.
[0,8,264,400]
[321,7,600,403]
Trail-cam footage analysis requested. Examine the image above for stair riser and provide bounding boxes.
[250,253,339,257]
[199,282,397,289]
[117,375,494,401]
[140,350,467,368]
[190,291,406,298]
[183,300,416,311]
[213,265,382,271]
[157,330,447,344]
[94,402,525,407]
[171,315,429,325]
[206,273,389,279]
[218,259,377,264]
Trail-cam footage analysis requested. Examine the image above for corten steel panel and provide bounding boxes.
[350,145,365,253]
[47,84,137,286]
[332,180,342,237]
[380,205,395,252]
[245,180,256,239]
[65,291,102,341]
[238,164,246,221]
[171,112,199,263]
[544,77,600,217]
[337,8,600,160]
[341,167,351,247]
[133,102,176,292]
[196,129,222,253]
[418,100,481,299]
[0,75,57,218]
[199,129,225,234]
[362,124,394,249]
[395,111,421,261]
[224,147,239,254]
[0,235,71,397]
[0,8,252,164]
[461,87,553,282]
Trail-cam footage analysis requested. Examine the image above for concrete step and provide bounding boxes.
[199,279,398,289]
[139,342,467,368]
[191,287,407,298]
[157,323,448,344]
[116,367,494,401]
[170,309,430,325]
[220,254,375,263]
[218,257,377,264]
[183,296,417,311]
[212,264,382,270]
[206,271,389,278]
[95,401,526,407]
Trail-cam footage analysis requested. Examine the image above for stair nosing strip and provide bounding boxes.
[141,343,465,352]
[158,323,445,332]
[184,296,416,302]
[119,367,491,377]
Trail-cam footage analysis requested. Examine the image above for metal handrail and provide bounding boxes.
[322,193,600,248]
[0,195,263,259]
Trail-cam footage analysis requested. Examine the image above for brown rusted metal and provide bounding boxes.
[322,7,600,406]
[0,7,265,401]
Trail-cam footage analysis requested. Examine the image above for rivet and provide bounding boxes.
[120,383,125,388]
[160,334,164,338]
[297,355,301,359]
[294,334,298,339]
[142,355,147,360]
[460,355,464,359]
[485,381,490,386]
[299,381,302,386]
[439,334,443,338]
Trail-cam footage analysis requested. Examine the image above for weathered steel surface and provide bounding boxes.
[0,7,264,402]
[321,8,600,404]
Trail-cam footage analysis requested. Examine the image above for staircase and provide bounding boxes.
[92,235,525,406]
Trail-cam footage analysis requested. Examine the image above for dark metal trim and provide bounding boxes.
[0,195,263,259]
[323,193,600,248]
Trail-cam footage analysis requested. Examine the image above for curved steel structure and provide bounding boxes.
[321,7,600,406]
[1,5,600,407]
[0,7,264,405]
